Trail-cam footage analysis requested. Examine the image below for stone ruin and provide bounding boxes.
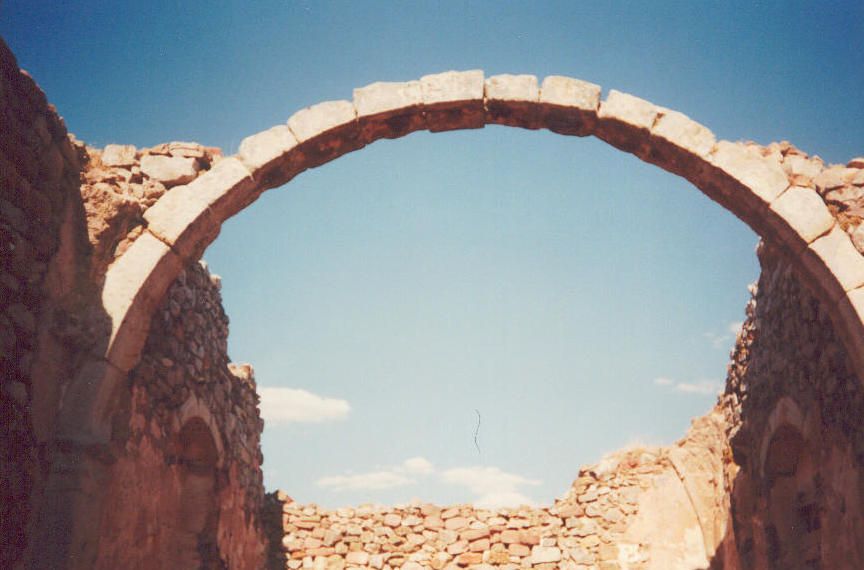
[2,36,864,569]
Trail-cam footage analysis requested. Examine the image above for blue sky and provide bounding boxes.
[4,1,862,508]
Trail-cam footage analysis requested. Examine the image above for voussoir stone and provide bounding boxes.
[354,80,422,118]
[651,109,715,158]
[598,90,659,132]
[288,100,357,144]
[420,70,485,131]
[485,74,541,128]
[101,231,183,370]
[237,124,300,174]
[353,80,425,142]
[709,141,789,204]
[805,226,864,294]
[595,89,660,153]
[140,154,200,187]
[143,157,254,258]
[769,185,835,246]
[540,76,601,111]
[101,144,137,167]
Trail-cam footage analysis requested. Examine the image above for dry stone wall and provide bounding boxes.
[0,39,85,568]
[264,411,730,570]
[92,259,266,569]
[717,248,864,569]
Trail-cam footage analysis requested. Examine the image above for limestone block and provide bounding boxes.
[288,100,357,143]
[353,80,424,143]
[287,100,361,167]
[530,546,561,564]
[596,89,660,154]
[814,166,854,193]
[140,154,200,187]
[101,144,137,167]
[783,154,823,181]
[651,110,715,159]
[768,186,835,248]
[709,141,789,204]
[599,90,658,130]
[420,70,485,131]
[644,108,717,178]
[167,141,207,159]
[799,226,864,308]
[538,75,601,136]
[238,124,303,187]
[485,74,540,128]
[143,157,254,259]
[101,232,183,370]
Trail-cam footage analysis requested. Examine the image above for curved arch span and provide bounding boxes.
[80,70,864,443]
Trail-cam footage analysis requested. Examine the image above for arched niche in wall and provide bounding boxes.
[758,401,821,569]
[169,417,223,569]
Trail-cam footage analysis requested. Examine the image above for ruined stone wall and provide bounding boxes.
[0,39,85,568]
[717,249,864,569]
[263,410,730,570]
[92,259,266,569]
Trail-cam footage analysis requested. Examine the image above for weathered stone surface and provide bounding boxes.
[595,89,659,154]
[804,226,864,297]
[420,70,485,131]
[537,75,601,137]
[139,154,200,187]
[651,109,715,158]
[287,100,356,144]
[237,124,302,188]
[768,185,835,246]
[709,141,789,204]
[101,144,137,167]
[484,74,540,128]
[353,80,425,142]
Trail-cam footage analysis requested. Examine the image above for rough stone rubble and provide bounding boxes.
[264,413,728,570]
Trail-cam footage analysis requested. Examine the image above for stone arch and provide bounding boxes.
[45,71,864,567]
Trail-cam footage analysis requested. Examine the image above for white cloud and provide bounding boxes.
[258,387,351,425]
[400,456,434,475]
[704,320,744,349]
[654,377,722,396]
[441,466,540,509]
[317,471,414,491]
[674,380,722,395]
[317,457,435,492]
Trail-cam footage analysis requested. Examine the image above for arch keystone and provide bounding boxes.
[484,74,541,129]
[596,89,660,154]
[102,231,183,371]
[767,186,835,250]
[238,125,303,189]
[143,157,255,260]
[353,80,424,143]
[538,75,600,136]
[287,99,361,167]
[420,70,485,131]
